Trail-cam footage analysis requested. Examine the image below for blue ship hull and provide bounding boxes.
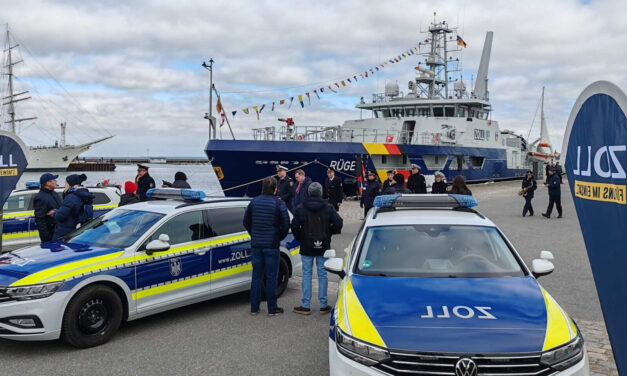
[205,139,526,197]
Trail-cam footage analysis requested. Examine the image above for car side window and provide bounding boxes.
[147,210,209,246]
[3,194,32,213]
[205,207,247,236]
[92,192,111,205]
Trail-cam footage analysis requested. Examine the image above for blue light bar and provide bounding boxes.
[146,188,206,201]
[25,181,41,190]
[373,194,477,209]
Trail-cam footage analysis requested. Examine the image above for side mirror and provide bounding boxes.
[323,249,336,258]
[146,234,170,256]
[540,250,554,260]
[324,258,345,279]
[531,258,554,278]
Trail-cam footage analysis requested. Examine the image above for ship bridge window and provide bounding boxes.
[469,156,486,169]
[374,110,381,118]
[458,107,468,117]
[444,107,455,117]
[404,107,416,116]
[433,107,444,117]
[417,107,430,117]
[392,108,402,117]
[382,108,391,118]
[449,156,468,171]
[422,155,448,170]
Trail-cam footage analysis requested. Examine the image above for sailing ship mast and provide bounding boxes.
[3,25,37,133]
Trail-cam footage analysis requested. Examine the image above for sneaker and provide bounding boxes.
[268,307,284,317]
[320,306,332,315]
[250,310,259,316]
[541,213,550,218]
[292,306,311,315]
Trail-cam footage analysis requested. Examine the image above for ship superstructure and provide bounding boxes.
[206,19,530,197]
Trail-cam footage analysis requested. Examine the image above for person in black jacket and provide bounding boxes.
[170,171,191,188]
[521,170,537,217]
[542,167,562,218]
[53,174,94,240]
[33,173,62,243]
[119,181,140,207]
[275,165,293,211]
[243,177,290,316]
[291,182,343,315]
[135,164,156,201]
[324,168,343,211]
[291,169,312,212]
[360,171,380,216]
[382,170,395,192]
[383,173,412,194]
[431,171,448,194]
[407,164,427,193]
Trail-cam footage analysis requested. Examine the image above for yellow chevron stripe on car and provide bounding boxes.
[542,288,574,350]
[11,251,126,286]
[344,277,386,347]
[336,280,347,332]
[132,263,252,300]
[2,230,39,240]
[290,247,300,255]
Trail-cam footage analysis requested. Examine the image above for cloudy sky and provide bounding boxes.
[0,0,624,157]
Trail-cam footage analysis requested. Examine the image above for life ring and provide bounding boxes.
[297,134,304,141]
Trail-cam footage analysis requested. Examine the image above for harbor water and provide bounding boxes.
[16,164,224,196]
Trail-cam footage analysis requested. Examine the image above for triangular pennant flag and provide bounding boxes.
[280,99,285,105]
[253,106,259,120]
[288,97,294,109]
[402,53,406,58]
[335,82,340,88]
[220,111,225,127]
[365,72,368,77]
[216,99,222,113]
[394,58,399,62]
[389,59,394,63]
[305,92,310,105]
[353,75,358,80]
[347,78,351,83]
[380,64,384,68]
[369,68,373,73]
[375,67,380,71]
[259,104,265,113]
[298,94,304,108]
[243,108,249,114]
[313,89,320,99]
[320,88,324,93]
[341,80,346,87]
[327,85,337,93]
[272,102,275,111]
[232,110,237,118]
[360,73,364,79]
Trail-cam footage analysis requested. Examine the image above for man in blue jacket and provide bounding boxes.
[53,174,95,240]
[33,173,62,243]
[291,169,312,212]
[542,167,562,218]
[243,177,290,316]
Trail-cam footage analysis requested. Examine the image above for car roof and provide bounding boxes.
[366,208,495,227]
[120,197,251,215]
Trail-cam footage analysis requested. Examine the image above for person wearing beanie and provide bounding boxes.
[135,164,156,201]
[54,174,94,240]
[171,171,191,189]
[119,181,140,207]
[383,173,412,194]
[291,182,343,316]
[33,173,62,243]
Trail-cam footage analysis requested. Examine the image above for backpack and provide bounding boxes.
[303,208,330,252]
[77,204,94,225]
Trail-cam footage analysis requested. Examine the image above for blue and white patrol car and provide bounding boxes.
[2,183,121,251]
[0,189,300,348]
[325,194,589,376]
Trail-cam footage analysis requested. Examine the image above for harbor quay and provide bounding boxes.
[0,180,617,376]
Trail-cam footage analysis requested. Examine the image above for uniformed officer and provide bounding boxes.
[275,165,293,210]
[135,164,156,201]
[324,168,343,211]
[431,171,448,194]
[542,166,562,218]
[360,171,380,216]
[407,164,427,193]
[382,170,395,192]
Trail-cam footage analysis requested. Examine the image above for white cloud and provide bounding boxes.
[0,0,625,156]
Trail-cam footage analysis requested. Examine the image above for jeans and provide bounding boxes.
[546,194,562,217]
[301,255,328,309]
[250,248,280,313]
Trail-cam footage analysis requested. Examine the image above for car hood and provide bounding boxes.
[346,275,571,353]
[0,242,124,286]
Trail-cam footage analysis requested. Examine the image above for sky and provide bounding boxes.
[0,0,625,157]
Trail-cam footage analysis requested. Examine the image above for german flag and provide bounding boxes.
[457,35,467,48]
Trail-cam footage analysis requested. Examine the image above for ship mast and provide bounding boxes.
[3,25,36,133]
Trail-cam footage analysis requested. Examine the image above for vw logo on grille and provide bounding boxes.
[455,358,477,376]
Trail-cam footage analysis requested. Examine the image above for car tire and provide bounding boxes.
[262,255,290,299]
[61,284,123,348]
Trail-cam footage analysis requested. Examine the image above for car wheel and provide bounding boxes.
[61,284,123,348]
[262,256,290,299]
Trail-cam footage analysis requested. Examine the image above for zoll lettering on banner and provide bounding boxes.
[562,81,627,374]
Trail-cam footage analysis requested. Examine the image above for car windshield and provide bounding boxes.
[356,225,525,278]
[65,209,165,248]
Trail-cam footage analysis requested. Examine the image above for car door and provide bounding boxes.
[205,205,252,293]
[2,192,36,250]
[134,209,213,313]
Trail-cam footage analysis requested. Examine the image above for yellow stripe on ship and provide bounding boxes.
[542,288,575,350]
[362,143,389,155]
[344,277,386,347]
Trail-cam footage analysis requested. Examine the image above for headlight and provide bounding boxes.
[335,326,390,366]
[541,335,584,371]
[2,281,64,301]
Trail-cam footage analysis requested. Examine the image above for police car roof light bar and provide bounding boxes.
[146,188,206,201]
[373,194,478,209]
[25,181,41,190]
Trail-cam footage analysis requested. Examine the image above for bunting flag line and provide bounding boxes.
[327,85,337,93]
[298,94,304,108]
[243,108,249,114]
[288,97,294,109]
[253,106,259,120]
[313,89,320,99]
